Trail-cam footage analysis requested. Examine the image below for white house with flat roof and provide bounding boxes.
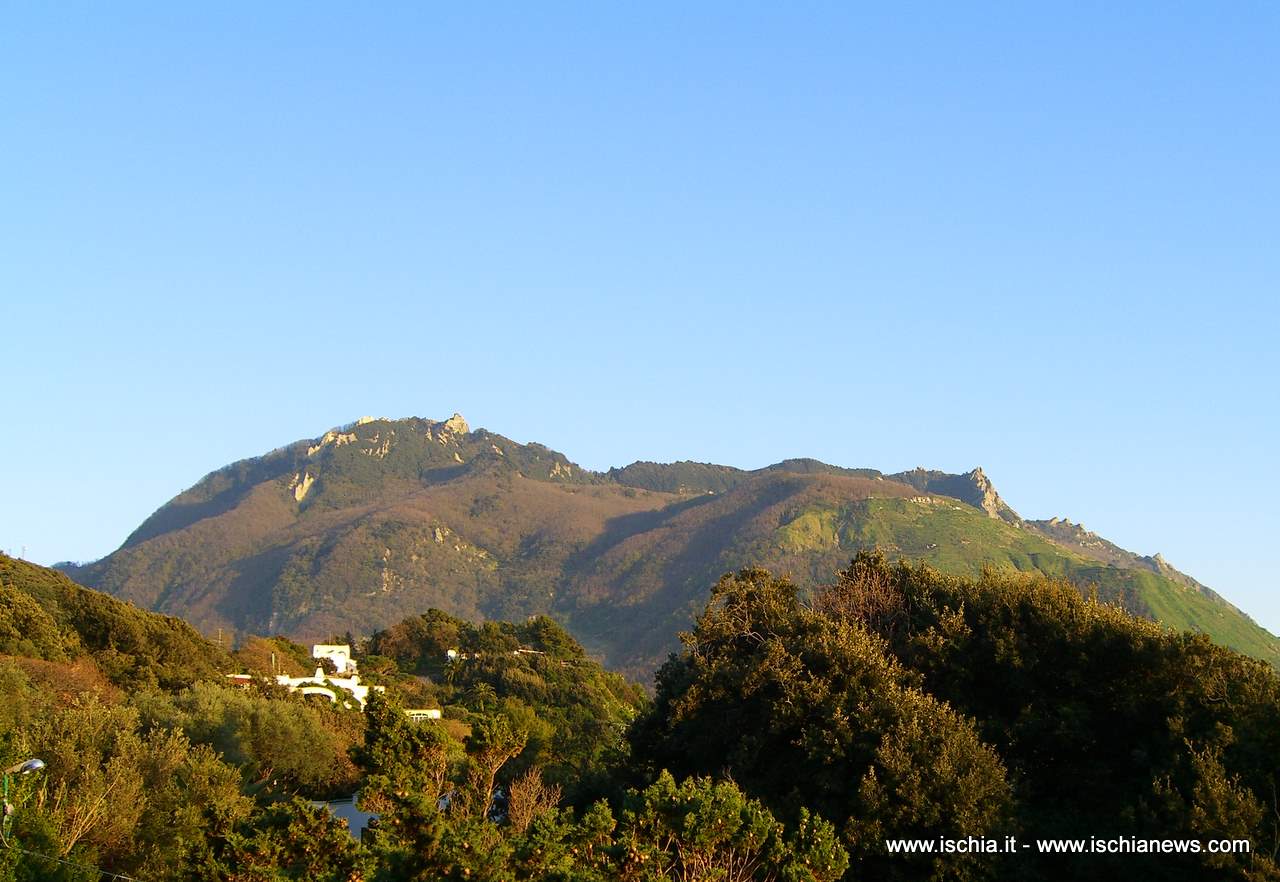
[312,644,357,675]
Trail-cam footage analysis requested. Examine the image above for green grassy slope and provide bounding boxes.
[774,498,1280,666]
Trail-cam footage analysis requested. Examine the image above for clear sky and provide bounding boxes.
[3,4,1277,630]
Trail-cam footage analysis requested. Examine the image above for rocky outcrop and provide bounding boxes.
[441,413,470,436]
[888,466,1023,524]
[290,471,316,502]
[967,467,1015,522]
[308,430,356,457]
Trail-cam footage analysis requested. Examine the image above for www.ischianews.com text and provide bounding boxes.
[886,835,1251,856]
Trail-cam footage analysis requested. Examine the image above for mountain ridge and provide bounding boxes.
[58,413,1279,674]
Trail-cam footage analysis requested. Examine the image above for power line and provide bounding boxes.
[1,835,139,881]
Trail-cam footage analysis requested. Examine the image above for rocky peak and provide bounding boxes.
[885,466,1021,524]
[965,467,1022,524]
[440,413,470,436]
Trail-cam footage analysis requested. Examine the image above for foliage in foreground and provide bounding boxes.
[816,551,1280,880]
[3,551,1280,881]
[629,554,1280,881]
[337,691,848,882]
[368,610,647,801]
[629,565,1012,881]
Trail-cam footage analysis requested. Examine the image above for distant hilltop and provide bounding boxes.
[58,413,1280,676]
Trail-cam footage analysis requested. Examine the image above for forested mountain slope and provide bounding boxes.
[60,414,1280,674]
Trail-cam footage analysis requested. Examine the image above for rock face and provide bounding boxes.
[968,467,1008,520]
[888,467,1023,525]
[291,471,315,502]
[441,413,469,436]
[1026,520,1220,600]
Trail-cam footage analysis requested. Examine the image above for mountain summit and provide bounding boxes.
[61,414,1280,674]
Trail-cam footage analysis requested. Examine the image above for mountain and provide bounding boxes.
[59,414,1280,676]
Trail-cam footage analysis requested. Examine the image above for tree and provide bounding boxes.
[505,765,562,834]
[205,798,369,882]
[615,771,847,882]
[457,715,527,820]
[351,691,454,817]
[25,695,146,860]
[630,567,1010,881]
[819,551,1280,880]
[134,681,361,798]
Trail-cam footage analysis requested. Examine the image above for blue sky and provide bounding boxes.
[3,4,1278,630]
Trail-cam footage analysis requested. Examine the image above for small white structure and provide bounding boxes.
[275,666,384,709]
[405,708,443,722]
[266,645,380,709]
[313,644,357,675]
[223,645,385,710]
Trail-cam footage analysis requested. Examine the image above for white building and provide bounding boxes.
[227,644,445,716]
[265,645,376,709]
[312,644,357,675]
[275,666,383,709]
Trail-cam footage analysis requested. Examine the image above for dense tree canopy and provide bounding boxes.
[368,609,646,801]
[812,551,1280,881]
[629,566,1011,881]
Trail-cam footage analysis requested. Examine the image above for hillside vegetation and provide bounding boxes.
[0,553,229,690]
[0,556,656,881]
[3,553,1279,879]
[367,609,646,801]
